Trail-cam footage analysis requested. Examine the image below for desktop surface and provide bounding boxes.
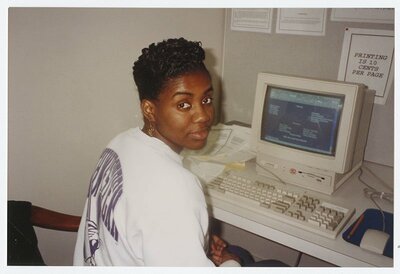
[202,160,393,267]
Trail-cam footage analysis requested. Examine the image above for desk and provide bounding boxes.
[203,160,394,267]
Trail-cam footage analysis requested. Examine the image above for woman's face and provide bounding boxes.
[147,70,214,153]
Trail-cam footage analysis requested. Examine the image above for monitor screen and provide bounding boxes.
[261,86,344,156]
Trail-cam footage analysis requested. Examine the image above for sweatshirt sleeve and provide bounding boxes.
[220,260,242,267]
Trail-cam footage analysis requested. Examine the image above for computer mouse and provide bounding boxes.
[359,229,390,255]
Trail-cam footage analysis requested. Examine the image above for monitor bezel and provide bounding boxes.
[251,73,365,174]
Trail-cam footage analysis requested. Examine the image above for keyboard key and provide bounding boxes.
[206,173,354,239]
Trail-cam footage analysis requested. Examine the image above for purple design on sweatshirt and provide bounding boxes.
[83,148,123,265]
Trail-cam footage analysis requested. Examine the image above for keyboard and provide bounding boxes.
[205,172,355,239]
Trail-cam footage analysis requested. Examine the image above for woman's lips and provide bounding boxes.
[189,128,210,140]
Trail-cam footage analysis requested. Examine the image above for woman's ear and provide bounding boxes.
[141,99,156,122]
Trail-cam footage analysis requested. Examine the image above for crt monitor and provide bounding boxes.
[251,73,375,195]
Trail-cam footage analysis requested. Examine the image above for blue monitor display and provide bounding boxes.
[261,87,344,156]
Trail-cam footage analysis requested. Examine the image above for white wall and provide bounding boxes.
[221,8,394,167]
[8,8,226,265]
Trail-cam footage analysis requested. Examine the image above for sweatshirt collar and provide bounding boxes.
[135,127,183,163]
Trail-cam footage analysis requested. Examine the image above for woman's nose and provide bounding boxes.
[193,104,213,123]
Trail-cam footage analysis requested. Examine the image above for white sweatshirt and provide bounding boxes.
[73,127,239,267]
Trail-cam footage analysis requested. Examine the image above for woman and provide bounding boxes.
[73,38,241,266]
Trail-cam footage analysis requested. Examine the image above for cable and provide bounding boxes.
[255,162,287,185]
[358,167,393,232]
[362,187,393,204]
[363,188,386,231]
[358,167,393,203]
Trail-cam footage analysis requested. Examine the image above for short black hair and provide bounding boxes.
[132,38,208,101]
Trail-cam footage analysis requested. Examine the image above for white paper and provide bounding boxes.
[337,28,394,105]
[182,124,256,182]
[331,8,394,24]
[182,123,255,164]
[183,158,226,183]
[231,8,273,33]
[276,8,327,36]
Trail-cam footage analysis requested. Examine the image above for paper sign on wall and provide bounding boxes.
[276,8,326,36]
[231,9,273,33]
[338,28,394,105]
[331,8,394,24]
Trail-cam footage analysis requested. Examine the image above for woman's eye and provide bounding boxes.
[178,102,191,109]
[202,97,213,104]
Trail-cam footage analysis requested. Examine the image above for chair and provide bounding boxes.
[7,200,81,265]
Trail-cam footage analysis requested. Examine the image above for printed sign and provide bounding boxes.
[338,28,394,104]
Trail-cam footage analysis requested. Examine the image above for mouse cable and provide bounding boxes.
[362,188,386,232]
[358,168,391,232]
[358,167,393,203]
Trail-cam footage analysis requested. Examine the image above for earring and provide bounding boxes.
[148,124,155,137]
